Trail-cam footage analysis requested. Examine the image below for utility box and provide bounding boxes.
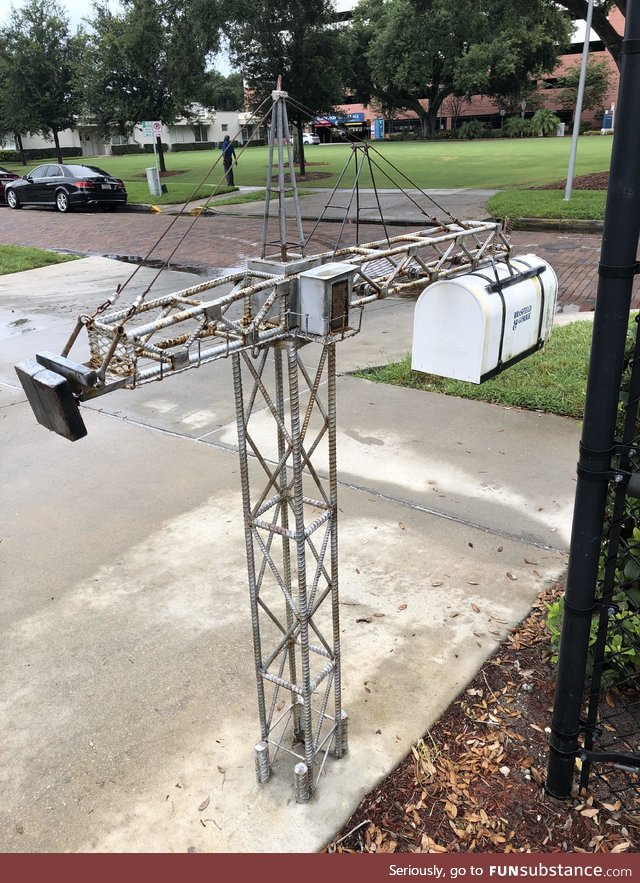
[146,166,162,197]
[295,262,357,336]
[411,254,558,384]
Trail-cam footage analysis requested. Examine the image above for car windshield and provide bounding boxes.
[63,165,111,178]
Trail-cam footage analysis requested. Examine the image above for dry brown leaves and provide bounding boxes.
[328,582,639,855]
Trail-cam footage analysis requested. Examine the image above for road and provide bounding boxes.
[0,203,634,310]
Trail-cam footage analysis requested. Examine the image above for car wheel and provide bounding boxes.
[55,190,71,213]
[6,190,21,209]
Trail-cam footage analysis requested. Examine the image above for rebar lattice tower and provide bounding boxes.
[234,342,345,800]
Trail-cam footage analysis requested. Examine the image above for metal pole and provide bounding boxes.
[564,0,595,201]
[547,0,640,798]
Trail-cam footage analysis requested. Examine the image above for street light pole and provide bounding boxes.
[564,0,595,201]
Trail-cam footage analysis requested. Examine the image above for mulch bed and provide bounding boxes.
[536,172,609,191]
[325,582,639,854]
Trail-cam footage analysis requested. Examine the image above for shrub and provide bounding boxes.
[111,144,143,155]
[244,139,266,147]
[143,142,169,153]
[171,141,217,152]
[531,109,561,136]
[457,120,488,140]
[503,116,534,138]
[548,318,640,689]
[0,146,83,162]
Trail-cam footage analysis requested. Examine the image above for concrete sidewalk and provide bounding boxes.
[0,258,576,852]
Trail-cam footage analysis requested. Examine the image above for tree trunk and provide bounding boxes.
[156,135,166,172]
[15,133,26,166]
[53,130,62,164]
[297,124,305,177]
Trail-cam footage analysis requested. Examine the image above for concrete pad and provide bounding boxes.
[0,397,565,853]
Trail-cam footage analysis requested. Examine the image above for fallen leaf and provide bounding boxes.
[398,603,407,611]
[356,617,373,624]
[580,808,599,819]
[524,558,539,565]
[471,603,480,613]
[467,581,479,586]
[431,581,444,587]
[355,568,361,574]
[373,612,385,618]
[449,611,460,618]
[399,522,405,530]
[276,699,285,711]
[198,796,210,812]
[506,572,517,581]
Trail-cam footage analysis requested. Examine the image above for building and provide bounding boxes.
[333,7,623,138]
[1,109,246,158]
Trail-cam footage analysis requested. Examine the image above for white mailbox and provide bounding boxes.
[411,254,558,384]
[296,262,357,337]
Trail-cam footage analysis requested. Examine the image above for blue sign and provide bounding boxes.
[373,118,385,140]
[602,110,613,130]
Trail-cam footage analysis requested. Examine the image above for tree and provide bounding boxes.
[201,72,244,111]
[557,56,612,121]
[0,0,85,163]
[552,1,625,71]
[228,0,349,175]
[348,0,572,137]
[80,0,221,171]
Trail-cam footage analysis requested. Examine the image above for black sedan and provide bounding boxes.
[0,165,21,202]
[5,163,127,212]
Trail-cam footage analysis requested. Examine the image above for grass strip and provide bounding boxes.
[0,244,79,275]
[355,319,593,419]
[487,189,606,220]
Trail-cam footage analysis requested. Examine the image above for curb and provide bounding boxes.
[125,203,162,214]
[513,217,604,233]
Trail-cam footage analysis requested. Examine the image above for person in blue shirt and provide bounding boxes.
[221,135,237,186]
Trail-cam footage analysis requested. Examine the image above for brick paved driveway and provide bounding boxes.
[0,204,636,309]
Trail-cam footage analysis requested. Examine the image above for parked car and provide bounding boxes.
[302,133,320,145]
[5,163,127,212]
[0,165,21,202]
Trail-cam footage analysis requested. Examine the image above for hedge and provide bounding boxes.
[171,141,217,152]
[111,144,143,155]
[143,142,169,153]
[0,146,83,163]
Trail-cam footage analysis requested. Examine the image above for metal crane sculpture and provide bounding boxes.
[16,86,520,802]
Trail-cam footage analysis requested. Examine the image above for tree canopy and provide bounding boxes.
[558,56,613,118]
[80,0,221,136]
[228,0,349,170]
[0,0,85,162]
[348,0,572,135]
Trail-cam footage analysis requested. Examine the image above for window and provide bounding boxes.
[29,165,49,179]
[111,133,130,146]
[169,126,185,143]
[221,124,228,132]
[193,124,208,142]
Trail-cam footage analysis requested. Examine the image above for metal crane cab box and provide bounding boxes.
[295,262,357,337]
[411,254,558,384]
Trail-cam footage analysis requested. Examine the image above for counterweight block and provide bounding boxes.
[15,359,87,442]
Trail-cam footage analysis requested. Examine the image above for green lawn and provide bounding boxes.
[0,244,79,275]
[1,136,613,199]
[488,189,606,220]
[355,319,593,419]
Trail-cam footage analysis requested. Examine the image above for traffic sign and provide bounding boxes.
[151,120,162,137]
[141,121,153,137]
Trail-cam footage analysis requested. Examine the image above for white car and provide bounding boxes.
[302,133,320,145]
